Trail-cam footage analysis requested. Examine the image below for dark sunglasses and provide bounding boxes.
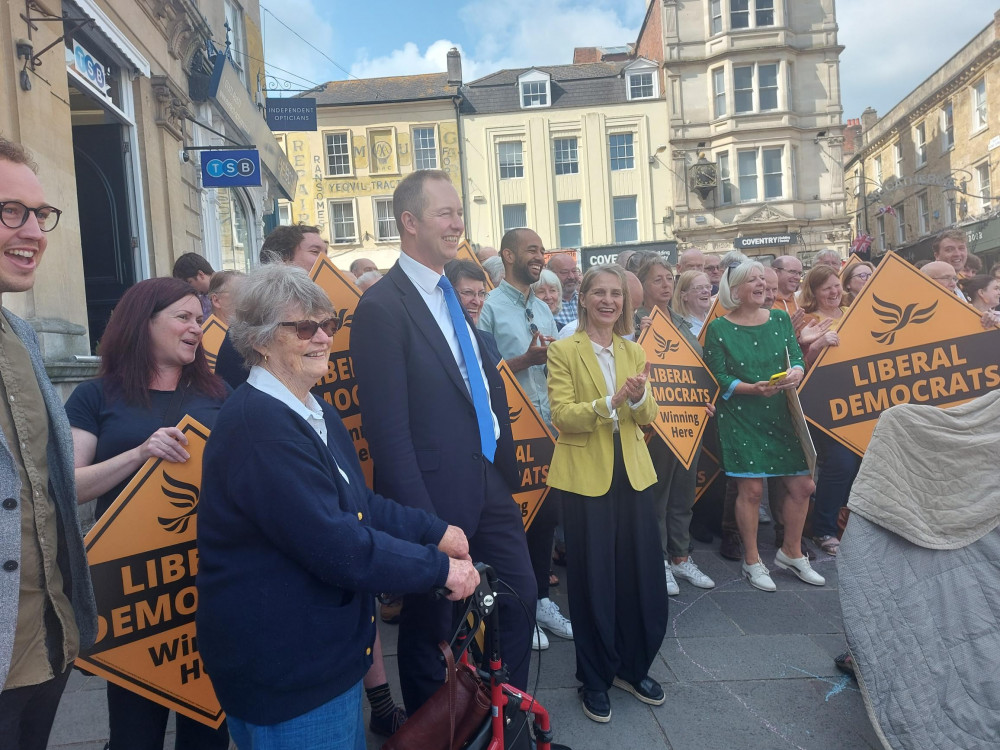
[279,317,342,340]
[525,307,538,335]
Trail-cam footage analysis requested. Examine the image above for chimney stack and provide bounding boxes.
[861,106,878,133]
[447,47,462,85]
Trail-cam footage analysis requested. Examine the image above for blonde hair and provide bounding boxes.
[577,265,633,337]
[672,270,709,318]
[717,261,765,310]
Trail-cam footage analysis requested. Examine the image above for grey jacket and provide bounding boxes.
[0,310,97,688]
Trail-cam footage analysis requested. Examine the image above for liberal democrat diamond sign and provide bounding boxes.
[497,360,555,530]
[637,308,719,469]
[798,252,1000,456]
[310,255,373,487]
[76,416,224,728]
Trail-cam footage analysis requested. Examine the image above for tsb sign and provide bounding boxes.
[200,149,262,188]
[69,40,111,101]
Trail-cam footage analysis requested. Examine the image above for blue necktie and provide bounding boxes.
[437,276,496,462]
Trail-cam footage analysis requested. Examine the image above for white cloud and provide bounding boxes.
[349,0,645,82]
[838,0,992,118]
[351,39,465,79]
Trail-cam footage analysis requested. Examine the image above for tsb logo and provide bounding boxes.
[206,158,256,179]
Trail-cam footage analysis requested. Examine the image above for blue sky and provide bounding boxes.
[261,0,993,119]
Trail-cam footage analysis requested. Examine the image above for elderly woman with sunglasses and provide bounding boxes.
[196,264,479,749]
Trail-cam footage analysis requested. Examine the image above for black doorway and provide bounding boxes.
[72,123,135,353]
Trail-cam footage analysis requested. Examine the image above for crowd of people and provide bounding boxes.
[3,131,1000,749]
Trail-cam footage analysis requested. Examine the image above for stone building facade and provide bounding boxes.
[273,53,463,272]
[0,0,292,382]
[845,11,1000,268]
[459,58,675,265]
[635,0,850,265]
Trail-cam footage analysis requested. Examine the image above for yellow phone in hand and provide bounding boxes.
[768,371,787,385]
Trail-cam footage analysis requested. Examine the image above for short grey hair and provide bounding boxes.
[718,260,766,310]
[720,250,749,268]
[482,255,505,286]
[531,269,562,314]
[230,264,335,367]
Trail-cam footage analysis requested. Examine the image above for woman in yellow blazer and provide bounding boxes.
[546,265,667,725]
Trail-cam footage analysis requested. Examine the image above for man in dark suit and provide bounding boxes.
[351,170,535,713]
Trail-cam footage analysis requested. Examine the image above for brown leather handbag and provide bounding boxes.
[382,641,491,750]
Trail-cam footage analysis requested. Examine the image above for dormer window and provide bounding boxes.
[518,69,551,109]
[623,58,659,101]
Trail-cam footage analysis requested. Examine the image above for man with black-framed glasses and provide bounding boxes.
[770,255,804,316]
[0,137,97,750]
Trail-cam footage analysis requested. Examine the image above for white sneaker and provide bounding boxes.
[664,562,680,596]
[536,598,573,639]
[532,625,549,650]
[670,558,716,589]
[742,560,776,592]
[775,548,826,586]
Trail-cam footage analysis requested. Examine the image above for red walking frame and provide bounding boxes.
[447,563,570,750]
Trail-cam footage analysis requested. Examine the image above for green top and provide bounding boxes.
[702,309,808,477]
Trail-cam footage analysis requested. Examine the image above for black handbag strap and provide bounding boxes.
[162,381,188,428]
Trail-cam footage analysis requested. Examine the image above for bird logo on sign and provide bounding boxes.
[653,331,680,359]
[870,295,938,345]
[157,472,200,534]
[508,406,522,423]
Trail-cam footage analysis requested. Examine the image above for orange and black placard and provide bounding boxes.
[455,239,494,290]
[200,316,228,374]
[798,252,1000,456]
[76,416,224,728]
[697,296,725,346]
[637,308,720,469]
[309,255,373,488]
[497,361,555,530]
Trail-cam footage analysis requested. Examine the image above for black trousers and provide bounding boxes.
[525,488,562,600]
[0,666,72,750]
[106,682,229,750]
[397,461,536,714]
[563,435,669,691]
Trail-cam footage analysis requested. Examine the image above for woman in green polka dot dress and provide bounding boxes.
[702,261,825,593]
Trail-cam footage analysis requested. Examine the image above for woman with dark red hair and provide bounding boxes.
[65,277,229,750]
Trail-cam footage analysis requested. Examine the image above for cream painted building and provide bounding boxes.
[1,0,292,375]
[845,11,1000,268]
[635,0,850,265]
[274,55,463,272]
[460,59,675,265]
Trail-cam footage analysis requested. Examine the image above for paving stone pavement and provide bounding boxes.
[47,528,880,750]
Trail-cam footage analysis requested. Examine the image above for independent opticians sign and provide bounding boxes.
[200,150,261,188]
[265,98,317,131]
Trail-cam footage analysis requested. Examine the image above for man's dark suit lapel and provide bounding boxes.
[386,263,474,404]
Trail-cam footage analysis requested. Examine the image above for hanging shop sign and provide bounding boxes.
[209,56,297,200]
[201,150,261,188]
[266,98,317,131]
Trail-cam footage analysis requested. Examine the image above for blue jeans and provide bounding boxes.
[812,433,861,538]
[226,681,364,750]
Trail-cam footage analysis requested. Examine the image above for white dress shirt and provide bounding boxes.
[247,365,350,483]
[589,338,647,432]
[397,252,500,439]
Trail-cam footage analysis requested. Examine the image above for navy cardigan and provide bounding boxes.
[196,385,450,724]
